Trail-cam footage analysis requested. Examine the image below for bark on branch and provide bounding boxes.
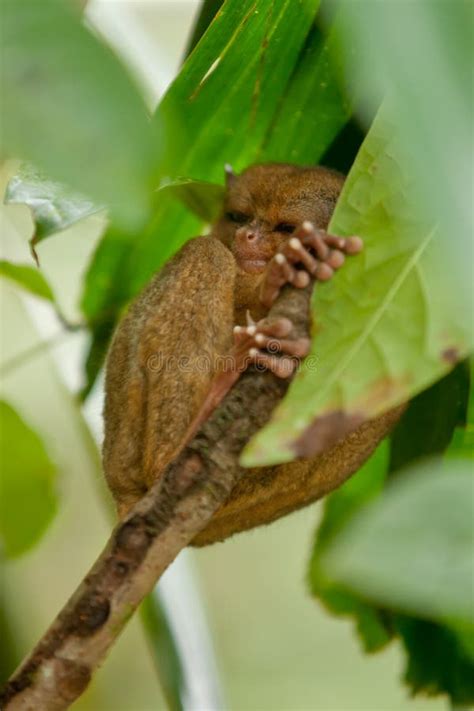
[0,284,310,711]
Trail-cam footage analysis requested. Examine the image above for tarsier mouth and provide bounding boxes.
[236,257,268,273]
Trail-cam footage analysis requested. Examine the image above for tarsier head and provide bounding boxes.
[212,162,345,275]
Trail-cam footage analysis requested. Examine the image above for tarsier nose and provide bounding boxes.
[236,225,260,245]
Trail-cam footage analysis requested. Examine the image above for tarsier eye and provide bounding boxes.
[275,222,295,234]
[226,211,249,224]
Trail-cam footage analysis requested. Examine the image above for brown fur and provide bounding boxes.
[213,163,344,323]
[103,163,401,543]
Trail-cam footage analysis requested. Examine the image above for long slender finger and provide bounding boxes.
[248,348,298,379]
[297,222,330,260]
[323,233,364,254]
[286,237,319,273]
[253,317,293,338]
[260,254,296,307]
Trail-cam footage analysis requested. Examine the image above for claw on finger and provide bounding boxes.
[246,310,256,327]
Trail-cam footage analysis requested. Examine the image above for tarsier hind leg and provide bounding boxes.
[102,237,236,518]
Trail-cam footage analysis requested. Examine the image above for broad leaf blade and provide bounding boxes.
[319,459,474,625]
[309,363,473,700]
[394,616,474,705]
[0,260,54,302]
[157,178,225,223]
[243,104,473,466]
[447,359,474,461]
[309,441,394,653]
[259,18,350,164]
[0,400,58,558]
[4,164,102,243]
[333,0,473,302]
[1,0,158,229]
[389,362,470,473]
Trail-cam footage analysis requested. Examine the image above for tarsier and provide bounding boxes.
[103,163,403,545]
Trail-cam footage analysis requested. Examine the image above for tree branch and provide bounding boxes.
[0,283,310,711]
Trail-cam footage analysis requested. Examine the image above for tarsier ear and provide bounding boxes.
[224,163,236,188]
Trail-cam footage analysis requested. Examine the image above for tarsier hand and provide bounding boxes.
[233,315,310,378]
[260,221,363,308]
[234,221,363,378]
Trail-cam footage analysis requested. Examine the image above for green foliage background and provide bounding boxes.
[0,0,472,708]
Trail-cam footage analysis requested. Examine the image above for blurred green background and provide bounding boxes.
[0,1,463,709]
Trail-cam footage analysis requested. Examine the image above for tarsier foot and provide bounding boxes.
[183,315,310,444]
[260,221,363,307]
[233,313,310,379]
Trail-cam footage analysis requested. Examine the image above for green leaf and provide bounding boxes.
[259,17,350,164]
[0,260,54,302]
[447,359,474,461]
[389,362,470,473]
[0,400,58,558]
[319,459,474,625]
[309,441,394,652]
[309,364,473,700]
[157,178,225,223]
[140,595,185,711]
[156,0,321,179]
[395,617,474,705]
[1,0,159,229]
[184,0,225,58]
[333,0,473,304]
[242,102,473,466]
[4,164,102,243]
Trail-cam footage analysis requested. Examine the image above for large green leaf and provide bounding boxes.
[332,0,473,303]
[309,441,394,653]
[243,103,473,466]
[0,400,58,558]
[1,0,158,229]
[309,364,473,701]
[0,260,54,302]
[157,178,225,223]
[447,359,474,461]
[259,17,350,163]
[389,362,470,473]
[4,164,102,245]
[394,617,474,705]
[140,596,185,711]
[319,459,474,625]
